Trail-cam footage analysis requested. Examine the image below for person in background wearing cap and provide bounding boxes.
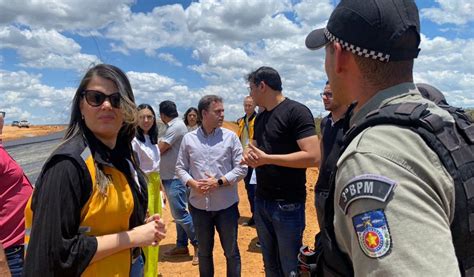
[242,66,319,276]
[306,0,460,275]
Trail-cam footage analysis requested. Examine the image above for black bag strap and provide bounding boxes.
[342,102,474,276]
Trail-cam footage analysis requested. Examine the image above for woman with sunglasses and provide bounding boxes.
[131,104,163,277]
[23,64,166,277]
[183,107,200,132]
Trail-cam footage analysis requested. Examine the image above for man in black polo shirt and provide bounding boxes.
[242,66,319,276]
[315,81,348,232]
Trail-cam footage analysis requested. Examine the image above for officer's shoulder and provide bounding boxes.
[337,124,428,167]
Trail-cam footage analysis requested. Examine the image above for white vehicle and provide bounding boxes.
[18,120,31,128]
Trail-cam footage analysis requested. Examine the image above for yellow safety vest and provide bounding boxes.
[25,146,135,276]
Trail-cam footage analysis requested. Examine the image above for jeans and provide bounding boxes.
[254,197,305,277]
[130,254,144,277]
[244,168,256,215]
[162,179,198,247]
[189,202,241,277]
[5,245,24,277]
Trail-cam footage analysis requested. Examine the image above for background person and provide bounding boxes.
[184,107,201,132]
[237,96,258,227]
[23,64,166,276]
[132,103,163,277]
[306,0,462,275]
[159,100,198,265]
[176,95,247,277]
[242,66,319,276]
[314,81,348,233]
[0,112,33,277]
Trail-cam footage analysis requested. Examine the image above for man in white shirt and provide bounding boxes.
[176,95,247,277]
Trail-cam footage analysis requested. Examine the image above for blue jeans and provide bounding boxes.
[130,254,144,277]
[254,197,305,277]
[189,202,241,277]
[5,245,24,277]
[162,179,198,247]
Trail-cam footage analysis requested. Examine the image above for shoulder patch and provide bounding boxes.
[339,174,396,214]
[352,209,392,258]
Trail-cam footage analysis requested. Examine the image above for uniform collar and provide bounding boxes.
[350,82,419,127]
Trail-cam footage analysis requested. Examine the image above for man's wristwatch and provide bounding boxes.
[217,178,224,187]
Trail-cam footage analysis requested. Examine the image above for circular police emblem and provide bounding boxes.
[353,209,392,258]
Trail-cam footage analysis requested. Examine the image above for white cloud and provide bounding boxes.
[294,0,333,26]
[413,33,474,107]
[421,0,474,25]
[127,71,202,112]
[0,26,100,70]
[0,70,75,124]
[0,0,133,31]
[186,0,298,42]
[0,0,473,125]
[106,4,191,55]
[158,53,183,67]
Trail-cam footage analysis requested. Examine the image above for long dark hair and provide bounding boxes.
[183,107,201,126]
[64,64,138,194]
[136,104,159,144]
[65,64,137,143]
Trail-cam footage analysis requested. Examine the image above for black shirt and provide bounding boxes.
[315,114,346,228]
[23,132,147,276]
[254,98,316,202]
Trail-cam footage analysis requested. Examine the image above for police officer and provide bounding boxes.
[306,0,460,275]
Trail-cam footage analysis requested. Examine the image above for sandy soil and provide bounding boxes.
[158,122,320,276]
[2,121,320,276]
[1,125,66,142]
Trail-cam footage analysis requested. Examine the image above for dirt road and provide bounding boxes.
[158,122,320,276]
[158,168,320,276]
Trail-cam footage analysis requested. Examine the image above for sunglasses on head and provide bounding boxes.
[82,90,122,108]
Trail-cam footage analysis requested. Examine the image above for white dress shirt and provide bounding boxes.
[176,127,247,211]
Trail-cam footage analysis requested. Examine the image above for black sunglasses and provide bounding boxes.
[82,90,122,108]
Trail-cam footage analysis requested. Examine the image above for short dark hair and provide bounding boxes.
[246,66,282,91]
[136,104,159,144]
[198,95,223,118]
[159,100,178,118]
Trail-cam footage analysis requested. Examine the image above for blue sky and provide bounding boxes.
[1,0,473,124]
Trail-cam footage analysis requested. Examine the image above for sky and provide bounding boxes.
[0,0,473,124]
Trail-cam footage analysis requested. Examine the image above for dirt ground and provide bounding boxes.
[1,125,65,141]
[2,122,321,276]
[158,122,320,276]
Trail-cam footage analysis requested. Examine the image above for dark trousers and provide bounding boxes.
[244,167,256,215]
[5,245,24,277]
[189,202,241,277]
[254,197,305,277]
